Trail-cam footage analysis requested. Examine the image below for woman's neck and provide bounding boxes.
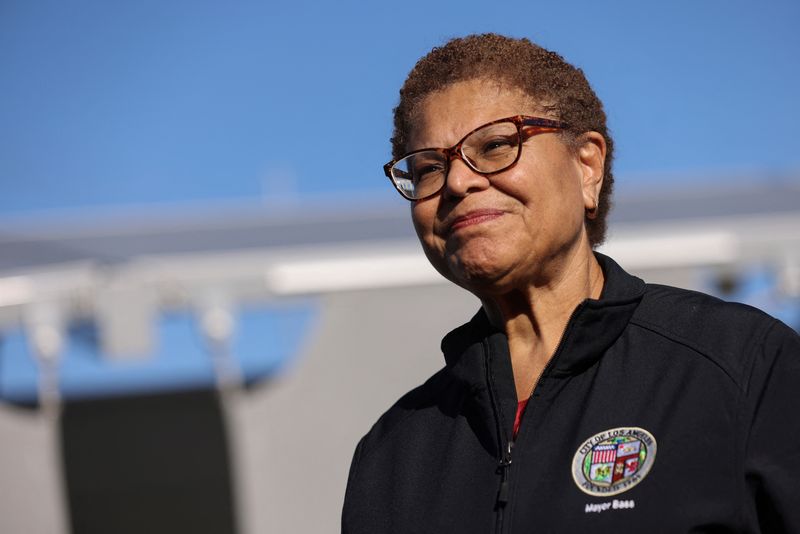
[480,248,604,400]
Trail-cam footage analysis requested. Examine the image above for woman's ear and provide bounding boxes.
[578,131,606,216]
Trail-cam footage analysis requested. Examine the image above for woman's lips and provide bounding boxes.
[449,209,505,232]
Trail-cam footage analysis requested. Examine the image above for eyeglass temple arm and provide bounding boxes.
[521,117,569,129]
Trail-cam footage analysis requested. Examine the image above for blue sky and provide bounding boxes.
[1,0,799,214]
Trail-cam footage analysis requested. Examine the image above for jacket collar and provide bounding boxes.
[441,253,646,390]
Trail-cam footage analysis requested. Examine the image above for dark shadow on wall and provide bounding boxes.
[60,388,237,534]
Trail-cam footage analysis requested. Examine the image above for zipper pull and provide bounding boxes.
[496,441,513,506]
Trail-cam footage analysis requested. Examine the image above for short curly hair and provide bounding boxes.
[392,33,614,247]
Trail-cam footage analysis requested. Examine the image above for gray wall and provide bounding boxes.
[232,284,478,533]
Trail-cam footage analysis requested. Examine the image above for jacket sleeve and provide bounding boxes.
[341,436,365,534]
[743,319,800,533]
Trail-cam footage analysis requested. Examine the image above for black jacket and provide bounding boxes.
[343,255,800,533]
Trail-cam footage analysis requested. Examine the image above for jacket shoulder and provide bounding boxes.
[354,366,460,458]
[630,283,779,387]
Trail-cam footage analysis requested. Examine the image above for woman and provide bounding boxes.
[343,34,800,533]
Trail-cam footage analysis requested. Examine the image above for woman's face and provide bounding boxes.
[408,78,605,296]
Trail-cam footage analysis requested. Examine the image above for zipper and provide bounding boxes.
[496,440,513,532]
[483,338,511,534]
[488,300,589,534]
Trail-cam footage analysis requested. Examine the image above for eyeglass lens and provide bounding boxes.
[392,121,520,199]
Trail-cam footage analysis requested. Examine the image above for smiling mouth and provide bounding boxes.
[449,209,505,232]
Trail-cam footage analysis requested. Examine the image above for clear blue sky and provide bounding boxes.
[1,0,799,214]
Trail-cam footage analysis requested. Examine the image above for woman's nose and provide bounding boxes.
[442,158,491,198]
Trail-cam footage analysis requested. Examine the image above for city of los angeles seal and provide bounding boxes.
[571,427,657,497]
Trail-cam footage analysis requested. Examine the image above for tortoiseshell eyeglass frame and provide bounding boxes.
[383,115,570,201]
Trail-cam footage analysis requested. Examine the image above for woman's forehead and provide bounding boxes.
[407,79,542,150]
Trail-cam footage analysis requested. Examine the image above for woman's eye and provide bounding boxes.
[412,162,445,182]
[479,136,515,155]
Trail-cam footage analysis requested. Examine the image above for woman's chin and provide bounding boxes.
[422,238,517,290]
[444,256,514,292]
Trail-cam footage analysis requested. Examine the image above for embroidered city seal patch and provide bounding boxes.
[571,427,657,496]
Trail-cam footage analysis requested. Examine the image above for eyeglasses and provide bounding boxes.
[383,115,569,200]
